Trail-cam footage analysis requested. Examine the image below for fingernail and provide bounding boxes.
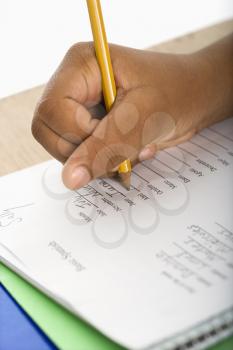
[139,147,155,161]
[67,166,91,189]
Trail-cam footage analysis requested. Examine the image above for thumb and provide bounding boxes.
[62,94,141,189]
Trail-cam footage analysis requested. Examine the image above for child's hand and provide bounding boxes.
[32,38,233,189]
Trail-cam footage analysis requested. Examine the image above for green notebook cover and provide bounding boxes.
[1,263,232,350]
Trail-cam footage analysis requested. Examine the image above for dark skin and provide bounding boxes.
[32,34,233,189]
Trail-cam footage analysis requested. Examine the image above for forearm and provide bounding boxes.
[193,33,233,129]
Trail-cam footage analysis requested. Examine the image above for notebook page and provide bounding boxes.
[0,117,233,349]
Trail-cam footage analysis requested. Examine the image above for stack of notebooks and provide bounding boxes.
[1,117,233,350]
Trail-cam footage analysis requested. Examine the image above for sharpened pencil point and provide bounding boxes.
[119,172,131,191]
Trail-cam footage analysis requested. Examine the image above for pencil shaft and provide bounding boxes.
[86,0,131,188]
[86,0,116,111]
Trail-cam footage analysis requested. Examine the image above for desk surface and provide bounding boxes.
[0,19,233,177]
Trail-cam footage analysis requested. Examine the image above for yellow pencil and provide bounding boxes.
[86,0,131,190]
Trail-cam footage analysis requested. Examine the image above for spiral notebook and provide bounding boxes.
[0,117,233,350]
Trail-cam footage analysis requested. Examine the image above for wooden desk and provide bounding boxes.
[1,19,233,176]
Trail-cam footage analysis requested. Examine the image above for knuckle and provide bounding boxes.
[33,96,54,123]
[65,41,94,61]
[31,118,41,141]
[67,42,85,55]
[32,99,51,141]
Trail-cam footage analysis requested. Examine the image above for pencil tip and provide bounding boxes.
[119,172,131,191]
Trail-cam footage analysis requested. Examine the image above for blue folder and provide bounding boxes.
[0,283,57,350]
